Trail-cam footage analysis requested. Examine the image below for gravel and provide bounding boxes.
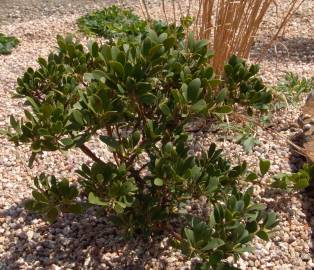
[0,0,314,269]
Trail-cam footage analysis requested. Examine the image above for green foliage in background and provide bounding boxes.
[77,5,147,39]
[272,72,314,109]
[0,33,19,55]
[77,5,185,43]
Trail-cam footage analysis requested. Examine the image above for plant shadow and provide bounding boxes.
[0,202,183,270]
[252,36,314,64]
[260,129,314,263]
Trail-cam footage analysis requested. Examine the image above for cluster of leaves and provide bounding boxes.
[176,190,277,270]
[272,72,314,109]
[77,5,185,43]
[0,33,19,55]
[77,5,147,39]
[6,24,276,269]
[272,164,314,192]
[25,174,83,222]
[223,56,272,113]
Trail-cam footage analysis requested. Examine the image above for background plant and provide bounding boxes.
[5,25,276,268]
[77,5,147,39]
[0,33,19,55]
[272,72,314,109]
[219,121,259,153]
[77,5,185,43]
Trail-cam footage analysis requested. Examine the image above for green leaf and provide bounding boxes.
[184,228,195,245]
[140,93,156,105]
[31,141,41,153]
[114,201,126,213]
[88,192,107,206]
[256,230,269,241]
[213,105,233,114]
[88,95,103,113]
[67,203,84,214]
[259,159,270,176]
[207,177,219,193]
[264,212,278,229]
[246,221,258,233]
[72,110,84,125]
[191,99,207,112]
[9,115,19,130]
[132,130,141,146]
[246,172,258,182]
[99,135,119,149]
[154,178,164,186]
[202,238,225,251]
[216,88,228,103]
[159,101,171,116]
[92,70,106,82]
[60,138,74,147]
[32,190,48,203]
[224,64,233,76]
[187,78,202,102]
[242,136,257,153]
[109,61,125,78]
[46,207,58,223]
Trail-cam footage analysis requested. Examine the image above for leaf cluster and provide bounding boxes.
[77,5,185,43]
[272,164,314,192]
[272,72,314,109]
[0,33,19,55]
[223,55,272,113]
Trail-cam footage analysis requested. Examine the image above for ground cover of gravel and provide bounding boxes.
[0,1,314,269]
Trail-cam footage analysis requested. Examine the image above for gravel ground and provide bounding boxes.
[0,0,314,269]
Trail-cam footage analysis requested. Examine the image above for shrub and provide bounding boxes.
[6,28,276,269]
[0,33,19,55]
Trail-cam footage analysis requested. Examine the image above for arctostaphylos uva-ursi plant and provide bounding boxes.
[5,27,276,269]
[0,33,19,55]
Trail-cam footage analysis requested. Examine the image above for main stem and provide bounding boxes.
[80,144,106,165]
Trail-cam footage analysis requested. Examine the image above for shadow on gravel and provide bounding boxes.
[288,131,314,262]
[252,36,314,64]
[259,129,314,263]
[1,203,174,270]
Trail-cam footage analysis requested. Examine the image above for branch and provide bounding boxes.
[79,144,106,165]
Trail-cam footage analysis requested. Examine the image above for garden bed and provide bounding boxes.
[0,1,314,269]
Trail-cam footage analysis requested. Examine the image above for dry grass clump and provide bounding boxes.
[138,0,305,73]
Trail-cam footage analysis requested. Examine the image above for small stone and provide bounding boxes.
[303,124,312,131]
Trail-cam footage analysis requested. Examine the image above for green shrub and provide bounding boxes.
[6,28,276,269]
[0,33,19,55]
